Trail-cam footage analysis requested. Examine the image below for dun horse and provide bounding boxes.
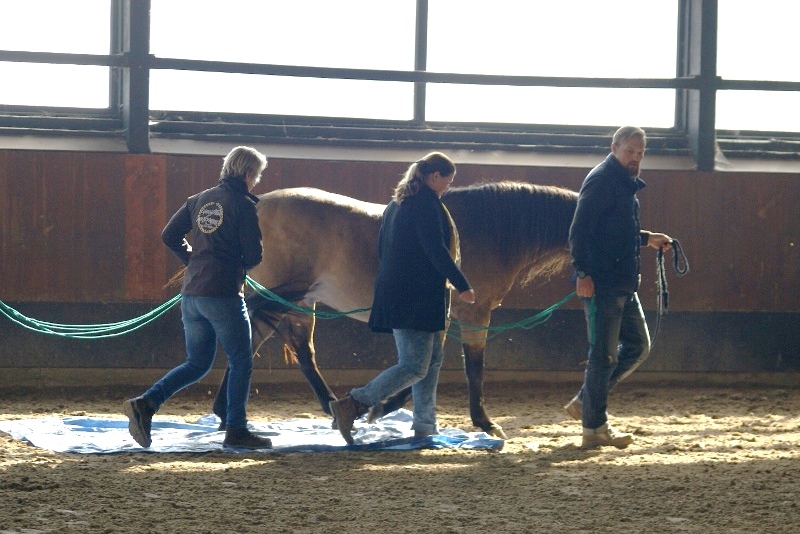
[214,181,578,438]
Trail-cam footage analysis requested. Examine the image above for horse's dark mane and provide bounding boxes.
[443,181,578,284]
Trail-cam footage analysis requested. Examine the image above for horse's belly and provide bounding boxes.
[305,276,373,324]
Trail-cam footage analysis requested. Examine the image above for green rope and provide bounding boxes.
[245,276,371,319]
[0,276,576,342]
[446,292,576,343]
[0,294,181,339]
[246,275,576,342]
[247,276,575,342]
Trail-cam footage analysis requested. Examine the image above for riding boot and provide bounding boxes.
[328,395,368,445]
[123,396,156,448]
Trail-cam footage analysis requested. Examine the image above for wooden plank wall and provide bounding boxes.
[1,149,798,312]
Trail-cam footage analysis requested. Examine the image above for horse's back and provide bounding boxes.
[259,187,385,219]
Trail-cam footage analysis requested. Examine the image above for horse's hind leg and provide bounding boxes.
[366,387,412,422]
[212,371,230,426]
[284,307,337,415]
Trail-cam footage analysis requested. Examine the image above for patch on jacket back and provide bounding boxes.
[197,202,223,233]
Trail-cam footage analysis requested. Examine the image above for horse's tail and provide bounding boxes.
[164,267,307,365]
[164,267,186,290]
[246,286,310,365]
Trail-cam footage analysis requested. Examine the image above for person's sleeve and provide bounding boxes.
[161,202,193,266]
[639,230,652,246]
[412,196,471,293]
[239,201,263,271]
[568,178,611,273]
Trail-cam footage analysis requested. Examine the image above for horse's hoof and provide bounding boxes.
[331,418,338,430]
[487,424,508,440]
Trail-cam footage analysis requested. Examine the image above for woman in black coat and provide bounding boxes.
[330,152,475,444]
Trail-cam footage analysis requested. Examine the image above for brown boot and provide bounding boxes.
[123,396,156,448]
[581,423,634,449]
[328,396,367,445]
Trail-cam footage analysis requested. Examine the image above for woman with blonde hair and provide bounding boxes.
[123,146,273,450]
[330,152,475,444]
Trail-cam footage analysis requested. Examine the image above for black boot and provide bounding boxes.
[328,396,368,445]
[123,396,156,448]
[223,427,272,450]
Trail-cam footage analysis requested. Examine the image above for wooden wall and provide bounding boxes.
[1,149,798,313]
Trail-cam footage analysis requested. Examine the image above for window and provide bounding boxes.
[426,0,677,127]
[149,0,415,119]
[150,0,680,127]
[0,0,797,163]
[426,85,675,127]
[0,0,110,108]
[717,0,800,132]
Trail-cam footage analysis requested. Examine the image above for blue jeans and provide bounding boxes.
[144,295,253,431]
[351,329,445,435]
[576,291,650,430]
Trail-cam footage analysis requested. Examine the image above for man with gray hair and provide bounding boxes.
[564,127,673,449]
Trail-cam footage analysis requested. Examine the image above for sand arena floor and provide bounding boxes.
[1,380,799,533]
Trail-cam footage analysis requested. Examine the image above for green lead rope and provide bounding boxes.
[0,294,181,339]
[446,292,577,343]
[0,241,686,343]
[0,279,580,342]
[245,276,578,342]
[245,277,372,319]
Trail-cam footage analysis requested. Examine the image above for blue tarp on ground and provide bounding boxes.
[0,409,504,454]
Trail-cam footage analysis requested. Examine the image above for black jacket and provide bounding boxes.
[162,177,262,297]
[569,153,650,293]
[368,186,471,333]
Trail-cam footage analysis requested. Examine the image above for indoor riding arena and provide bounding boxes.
[1,2,798,533]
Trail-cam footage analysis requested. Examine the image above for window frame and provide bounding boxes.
[0,0,797,170]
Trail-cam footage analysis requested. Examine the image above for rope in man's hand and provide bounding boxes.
[652,238,690,347]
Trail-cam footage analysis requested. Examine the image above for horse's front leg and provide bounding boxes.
[283,307,337,415]
[458,311,508,439]
[463,341,505,439]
